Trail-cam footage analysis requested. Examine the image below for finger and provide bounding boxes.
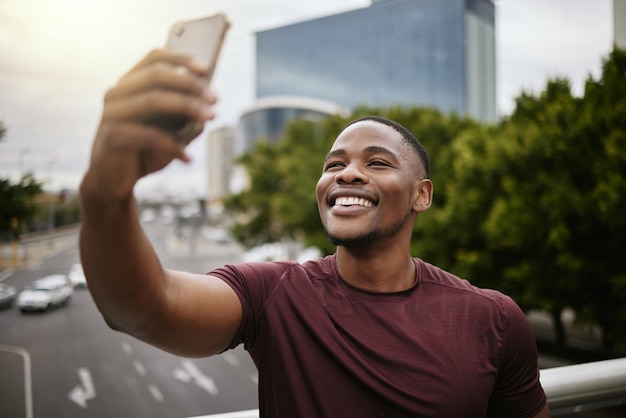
[137,138,190,177]
[102,89,215,124]
[95,122,190,176]
[108,62,214,104]
[128,49,209,77]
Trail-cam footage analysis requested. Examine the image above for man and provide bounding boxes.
[80,49,550,417]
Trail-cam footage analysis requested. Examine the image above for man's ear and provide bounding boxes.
[412,179,433,213]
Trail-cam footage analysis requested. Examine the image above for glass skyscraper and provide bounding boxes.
[255,0,496,123]
[237,96,347,155]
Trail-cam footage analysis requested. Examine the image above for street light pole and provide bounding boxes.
[18,148,30,178]
[47,160,56,248]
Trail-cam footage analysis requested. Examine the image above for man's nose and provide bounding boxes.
[336,164,368,184]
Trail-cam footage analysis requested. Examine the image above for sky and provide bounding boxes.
[0,0,614,200]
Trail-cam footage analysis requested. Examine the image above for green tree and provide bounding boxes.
[0,121,45,239]
[572,46,626,349]
[451,79,584,348]
[438,47,626,350]
[0,174,44,239]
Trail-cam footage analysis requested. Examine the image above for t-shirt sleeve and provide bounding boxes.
[210,261,288,351]
[487,295,547,417]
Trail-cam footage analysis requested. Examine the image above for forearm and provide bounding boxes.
[76,49,232,352]
[79,174,167,337]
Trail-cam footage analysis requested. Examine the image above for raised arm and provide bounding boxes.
[79,49,242,357]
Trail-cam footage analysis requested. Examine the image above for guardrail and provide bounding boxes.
[542,357,626,416]
[188,357,626,418]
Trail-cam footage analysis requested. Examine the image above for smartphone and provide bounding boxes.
[149,14,231,135]
[166,14,230,83]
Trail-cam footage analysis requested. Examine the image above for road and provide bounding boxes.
[0,219,258,418]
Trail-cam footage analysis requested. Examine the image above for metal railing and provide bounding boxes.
[541,357,626,416]
[188,357,626,418]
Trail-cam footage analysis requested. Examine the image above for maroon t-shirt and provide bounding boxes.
[211,255,546,418]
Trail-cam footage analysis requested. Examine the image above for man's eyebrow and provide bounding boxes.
[324,149,346,162]
[363,145,398,160]
[323,146,399,163]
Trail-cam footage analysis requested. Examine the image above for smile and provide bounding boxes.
[334,197,375,207]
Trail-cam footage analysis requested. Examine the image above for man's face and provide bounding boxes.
[315,120,427,248]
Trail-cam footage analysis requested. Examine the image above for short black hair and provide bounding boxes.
[345,115,430,178]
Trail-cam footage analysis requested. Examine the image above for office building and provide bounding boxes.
[236,95,347,155]
[255,0,496,123]
[206,126,235,201]
[616,0,626,48]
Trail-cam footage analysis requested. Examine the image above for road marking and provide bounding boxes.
[173,367,193,383]
[148,384,164,402]
[0,268,15,281]
[68,367,96,409]
[250,373,259,385]
[0,344,33,418]
[222,352,240,367]
[133,360,146,376]
[173,360,219,395]
[29,239,79,271]
[121,341,133,355]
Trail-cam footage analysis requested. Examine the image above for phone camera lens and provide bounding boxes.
[173,23,185,37]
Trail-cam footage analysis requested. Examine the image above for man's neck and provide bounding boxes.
[335,246,416,293]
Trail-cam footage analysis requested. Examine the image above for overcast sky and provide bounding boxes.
[0,0,614,200]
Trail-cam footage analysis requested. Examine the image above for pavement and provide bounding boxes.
[0,224,81,272]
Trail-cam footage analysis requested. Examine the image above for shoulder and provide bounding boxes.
[415,258,526,324]
[416,258,508,301]
[210,255,335,292]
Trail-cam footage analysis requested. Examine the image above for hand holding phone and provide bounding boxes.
[147,14,231,137]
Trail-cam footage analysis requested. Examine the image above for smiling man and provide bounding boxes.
[80,50,550,417]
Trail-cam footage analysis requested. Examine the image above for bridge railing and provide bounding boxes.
[187,357,626,418]
[541,357,626,416]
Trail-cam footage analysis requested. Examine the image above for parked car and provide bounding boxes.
[17,274,73,312]
[68,263,87,288]
[0,283,17,310]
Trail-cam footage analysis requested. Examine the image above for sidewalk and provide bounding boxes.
[0,224,80,271]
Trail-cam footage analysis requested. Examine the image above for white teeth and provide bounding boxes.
[334,197,374,207]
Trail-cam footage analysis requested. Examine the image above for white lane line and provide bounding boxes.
[0,268,15,281]
[148,384,164,402]
[0,344,34,418]
[173,360,219,395]
[133,360,146,376]
[222,352,240,367]
[173,367,192,383]
[121,341,133,355]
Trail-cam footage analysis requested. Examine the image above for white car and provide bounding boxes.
[17,274,73,312]
[68,263,87,288]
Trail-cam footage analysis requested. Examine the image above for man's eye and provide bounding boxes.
[368,160,389,167]
[325,161,345,170]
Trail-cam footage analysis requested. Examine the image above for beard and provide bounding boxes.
[326,228,382,248]
[324,208,412,249]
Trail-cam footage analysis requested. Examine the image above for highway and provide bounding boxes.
[0,219,258,418]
